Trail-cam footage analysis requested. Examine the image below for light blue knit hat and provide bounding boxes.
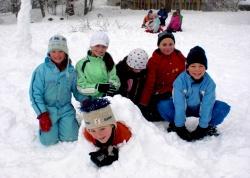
[48,35,68,54]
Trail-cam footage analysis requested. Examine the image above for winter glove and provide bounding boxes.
[37,112,52,132]
[175,126,192,142]
[191,126,209,140]
[96,83,111,93]
[96,83,117,96]
[106,84,117,96]
[89,146,119,167]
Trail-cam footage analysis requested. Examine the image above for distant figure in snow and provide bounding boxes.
[145,13,162,33]
[141,9,153,28]
[166,11,182,33]
[157,6,169,26]
[158,46,231,141]
[116,48,149,105]
[29,35,87,146]
[139,32,186,122]
[80,98,132,167]
[75,31,120,98]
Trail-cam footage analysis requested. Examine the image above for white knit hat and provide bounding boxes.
[90,31,109,47]
[126,48,149,70]
[48,35,68,54]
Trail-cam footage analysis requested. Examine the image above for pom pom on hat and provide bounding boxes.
[126,48,149,70]
[186,46,208,69]
[48,35,68,54]
[157,31,175,46]
[80,98,116,129]
[90,31,109,47]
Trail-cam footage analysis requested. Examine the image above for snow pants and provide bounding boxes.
[39,105,79,146]
[157,99,230,127]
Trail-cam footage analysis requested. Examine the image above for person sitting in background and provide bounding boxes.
[141,9,153,28]
[158,46,231,141]
[116,48,149,105]
[145,13,161,33]
[166,11,182,33]
[176,9,183,31]
[80,98,132,167]
[157,6,169,26]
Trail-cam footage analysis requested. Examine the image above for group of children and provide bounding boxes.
[29,30,230,167]
[142,8,183,33]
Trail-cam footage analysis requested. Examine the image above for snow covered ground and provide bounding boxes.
[0,1,250,178]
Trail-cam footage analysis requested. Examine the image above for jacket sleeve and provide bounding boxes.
[29,66,47,116]
[199,82,216,128]
[75,59,99,96]
[71,69,88,102]
[140,58,156,106]
[108,66,121,91]
[173,76,186,127]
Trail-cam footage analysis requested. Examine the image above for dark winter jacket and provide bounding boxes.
[116,57,146,105]
[140,49,185,106]
[157,8,169,20]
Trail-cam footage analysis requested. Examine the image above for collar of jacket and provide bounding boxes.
[45,56,74,73]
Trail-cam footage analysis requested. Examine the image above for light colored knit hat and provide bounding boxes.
[126,48,149,70]
[90,31,109,47]
[80,98,116,129]
[48,34,68,54]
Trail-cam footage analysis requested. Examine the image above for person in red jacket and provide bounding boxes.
[139,32,186,122]
[80,98,132,167]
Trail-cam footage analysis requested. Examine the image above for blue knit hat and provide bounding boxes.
[48,35,68,54]
[186,46,208,69]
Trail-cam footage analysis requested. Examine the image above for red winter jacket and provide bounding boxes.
[140,49,186,106]
[83,121,132,146]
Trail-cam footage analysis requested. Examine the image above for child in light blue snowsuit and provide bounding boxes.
[29,35,87,146]
[157,46,230,141]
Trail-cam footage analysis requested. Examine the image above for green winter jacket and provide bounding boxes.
[76,54,120,98]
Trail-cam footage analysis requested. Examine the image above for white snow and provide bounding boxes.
[0,1,250,178]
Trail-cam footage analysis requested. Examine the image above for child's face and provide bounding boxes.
[87,125,113,143]
[90,45,108,57]
[187,63,206,80]
[158,38,175,55]
[49,50,66,64]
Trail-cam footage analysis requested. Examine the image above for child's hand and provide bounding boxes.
[89,146,119,167]
[37,112,52,132]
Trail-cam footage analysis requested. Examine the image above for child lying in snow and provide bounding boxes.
[80,98,132,167]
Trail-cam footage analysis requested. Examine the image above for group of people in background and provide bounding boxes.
[142,7,183,33]
[29,30,230,167]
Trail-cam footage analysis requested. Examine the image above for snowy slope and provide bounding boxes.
[0,1,250,178]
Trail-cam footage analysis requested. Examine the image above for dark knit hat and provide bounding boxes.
[157,31,175,46]
[186,46,207,69]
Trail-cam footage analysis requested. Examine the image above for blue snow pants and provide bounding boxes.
[157,99,230,127]
[39,105,79,146]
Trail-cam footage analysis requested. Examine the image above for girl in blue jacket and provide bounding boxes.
[158,46,230,141]
[29,35,87,146]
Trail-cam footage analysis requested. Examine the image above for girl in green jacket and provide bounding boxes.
[76,31,120,98]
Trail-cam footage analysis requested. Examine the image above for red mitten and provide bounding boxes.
[37,112,52,132]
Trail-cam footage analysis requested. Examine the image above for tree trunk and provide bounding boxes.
[38,0,45,17]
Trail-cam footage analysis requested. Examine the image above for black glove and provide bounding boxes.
[89,146,119,167]
[96,83,110,93]
[191,126,208,140]
[175,126,192,142]
[106,84,117,96]
[96,83,117,95]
